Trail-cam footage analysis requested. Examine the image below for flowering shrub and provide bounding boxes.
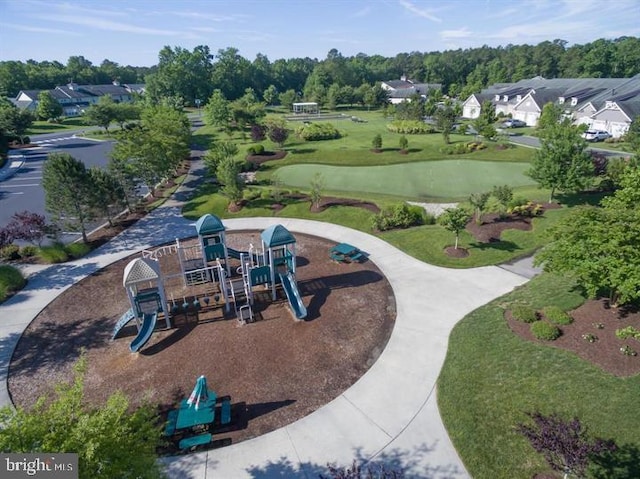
[582,333,598,343]
[620,345,637,356]
[508,201,544,217]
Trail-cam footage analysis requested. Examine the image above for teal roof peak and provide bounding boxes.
[261,224,296,247]
[195,214,225,235]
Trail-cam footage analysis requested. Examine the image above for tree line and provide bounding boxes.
[2,37,639,103]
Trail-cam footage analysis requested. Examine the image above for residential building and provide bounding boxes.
[381,75,442,104]
[461,74,640,137]
[10,82,142,117]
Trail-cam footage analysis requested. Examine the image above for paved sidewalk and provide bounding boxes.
[0,161,530,479]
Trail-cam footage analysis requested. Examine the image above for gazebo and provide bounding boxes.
[292,102,318,115]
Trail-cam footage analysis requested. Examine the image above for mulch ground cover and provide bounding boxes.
[507,299,640,377]
[8,232,396,454]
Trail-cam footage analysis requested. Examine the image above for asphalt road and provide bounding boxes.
[507,133,633,157]
[1,117,205,245]
[0,132,115,243]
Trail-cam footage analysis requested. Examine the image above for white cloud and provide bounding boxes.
[0,22,81,35]
[35,14,185,36]
[398,0,442,22]
[441,27,472,40]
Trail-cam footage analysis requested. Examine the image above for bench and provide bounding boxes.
[163,409,178,437]
[349,252,364,262]
[220,398,232,425]
[330,253,345,262]
[178,433,212,450]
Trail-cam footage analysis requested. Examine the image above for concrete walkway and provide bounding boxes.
[0,162,529,479]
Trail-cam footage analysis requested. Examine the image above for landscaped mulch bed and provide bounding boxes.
[8,232,396,454]
[246,150,288,165]
[506,299,640,377]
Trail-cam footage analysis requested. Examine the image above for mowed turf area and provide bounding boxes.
[437,273,640,479]
[275,160,535,198]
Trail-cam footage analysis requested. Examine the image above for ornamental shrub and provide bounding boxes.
[386,120,435,134]
[65,242,91,259]
[0,265,26,303]
[19,245,38,258]
[38,243,69,263]
[615,326,640,340]
[531,321,561,341]
[246,144,265,155]
[0,244,20,261]
[543,306,573,325]
[511,304,538,323]
[370,203,425,231]
[296,122,342,141]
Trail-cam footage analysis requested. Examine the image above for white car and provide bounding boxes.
[582,130,611,142]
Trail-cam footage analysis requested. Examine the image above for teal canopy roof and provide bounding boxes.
[195,214,225,235]
[261,224,296,247]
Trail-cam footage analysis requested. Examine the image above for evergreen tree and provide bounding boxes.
[42,153,94,243]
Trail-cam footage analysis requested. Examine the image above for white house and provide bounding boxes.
[461,74,640,137]
[381,76,442,105]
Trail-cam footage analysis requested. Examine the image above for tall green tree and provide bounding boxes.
[527,119,594,201]
[534,206,640,306]
[83,96,116,132]
[42,153,94,243]
[263,84,278,105]
[216,156,244,207]
[624,115,640,156]
[0,105,33,143]
[0,357,165,479]
[110,105,190,195]
[435,104,457,144]
[203,141,238,174]
[536,102,563,133]
[203,89,230,129]
[88,167,125,226]
[309,172,325,209]
[36,91,62,120]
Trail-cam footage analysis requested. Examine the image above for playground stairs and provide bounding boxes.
[185,268,208,286]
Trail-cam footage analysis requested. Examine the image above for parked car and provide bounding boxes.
[581,130,611,142]
[501,119,527,128]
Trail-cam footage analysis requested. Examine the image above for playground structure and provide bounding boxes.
[114,215,308,352]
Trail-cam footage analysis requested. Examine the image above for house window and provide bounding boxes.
[495,95,500,101]
[503,95,508,101]
[516,95,522,102]
[558,97,565,104]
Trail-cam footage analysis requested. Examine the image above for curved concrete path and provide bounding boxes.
[0,163,529,479]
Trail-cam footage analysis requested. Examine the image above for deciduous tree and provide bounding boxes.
[216,156,244,208]
[36,91,62,120]
[527,119,593,201]
[438,207,470,249]
[517,411,616,479]
[0,357,165,479]
[5,211,47,246]
[83,95,116,132]
[534,206,640,306]
[309,172,325,209]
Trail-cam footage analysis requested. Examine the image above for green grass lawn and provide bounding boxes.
[26,118,86,135]
[274,160,535,199]
[380,205,570,268]
[437,273,640,478]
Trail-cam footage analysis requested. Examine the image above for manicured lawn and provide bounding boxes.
[26,118,86,135]
[182,184,376,232]
[437,273,640,478]
[381,206,571,268]
[275,160,535,199]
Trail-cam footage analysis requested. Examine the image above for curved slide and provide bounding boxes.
[279,272,307,320]
[130,312,157,353]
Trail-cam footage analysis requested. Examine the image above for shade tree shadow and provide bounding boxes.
[243,443,467,479]
[26,262,100,290]
[590,443,640,479]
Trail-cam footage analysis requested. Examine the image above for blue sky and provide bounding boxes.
[1,0,639,67]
